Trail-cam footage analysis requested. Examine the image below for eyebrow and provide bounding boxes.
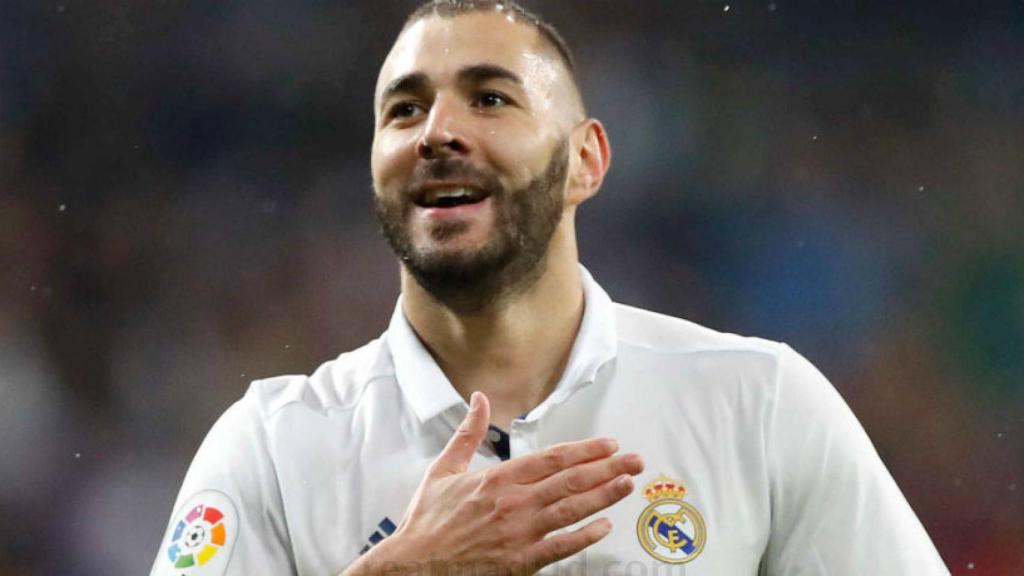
[457,63,522,87]
[379,64,523,109]
[380,72,430,109]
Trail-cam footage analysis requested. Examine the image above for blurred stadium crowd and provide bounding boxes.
[1,1,1022,574]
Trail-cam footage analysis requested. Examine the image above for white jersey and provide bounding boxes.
[151,267,948,575]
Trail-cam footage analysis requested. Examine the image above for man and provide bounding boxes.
[151,1,949,574]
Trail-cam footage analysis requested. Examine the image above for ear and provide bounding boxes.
[565,119,612,207]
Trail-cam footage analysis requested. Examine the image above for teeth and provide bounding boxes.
[424,187,474,205]
[435,187,472,199]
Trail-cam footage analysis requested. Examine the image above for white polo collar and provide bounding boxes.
[385,265,619,424]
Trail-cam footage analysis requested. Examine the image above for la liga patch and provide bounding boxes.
[156,490,238,575]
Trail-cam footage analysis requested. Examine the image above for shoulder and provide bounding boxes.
[242,336,395,421]
[614,302,787,360]
[610,303,833,403]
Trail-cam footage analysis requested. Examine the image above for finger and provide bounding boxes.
[532,452,644,507]
[536,474,635,534]
[432,392,490,476]
[508,437,619,484]
[522,517,613,571]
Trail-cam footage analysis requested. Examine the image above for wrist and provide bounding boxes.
[342,534,418,576]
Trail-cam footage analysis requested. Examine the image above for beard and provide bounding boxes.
[375,138,569,314]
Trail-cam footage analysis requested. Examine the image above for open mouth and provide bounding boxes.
[414,187,490,209]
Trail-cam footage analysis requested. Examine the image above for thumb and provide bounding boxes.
[433,392,490,476]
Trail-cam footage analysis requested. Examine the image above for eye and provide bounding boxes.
[475,92,510,109]
[387,102,425,121]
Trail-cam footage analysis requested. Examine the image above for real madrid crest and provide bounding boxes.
[636,474,707,564]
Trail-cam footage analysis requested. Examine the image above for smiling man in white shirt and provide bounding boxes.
[151,1,949,574]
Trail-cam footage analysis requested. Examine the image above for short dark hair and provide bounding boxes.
[405,0,577,74]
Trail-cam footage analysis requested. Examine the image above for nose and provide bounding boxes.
[417,95,468,160]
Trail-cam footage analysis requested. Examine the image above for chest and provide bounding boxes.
[273,385,771,575]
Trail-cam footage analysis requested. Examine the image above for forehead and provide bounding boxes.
[376,12,560,100]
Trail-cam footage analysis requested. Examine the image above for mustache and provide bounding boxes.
[405,159,502,196]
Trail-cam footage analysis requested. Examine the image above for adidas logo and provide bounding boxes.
[359,517,397,555]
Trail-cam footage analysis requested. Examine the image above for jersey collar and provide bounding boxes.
[385,265,619,424]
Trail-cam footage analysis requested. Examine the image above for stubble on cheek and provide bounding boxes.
[373,191,411,259]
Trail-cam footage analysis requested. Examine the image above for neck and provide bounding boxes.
[401,228,584,430]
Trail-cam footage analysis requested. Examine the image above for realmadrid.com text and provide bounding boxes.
[368,552,691,576]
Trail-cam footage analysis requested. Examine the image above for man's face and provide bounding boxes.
[371,11,578,310]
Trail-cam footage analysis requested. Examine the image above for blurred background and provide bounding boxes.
[2,0,1022,573]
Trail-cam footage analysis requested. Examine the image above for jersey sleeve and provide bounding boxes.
[149,384,296,576]
[760,345,949,575]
